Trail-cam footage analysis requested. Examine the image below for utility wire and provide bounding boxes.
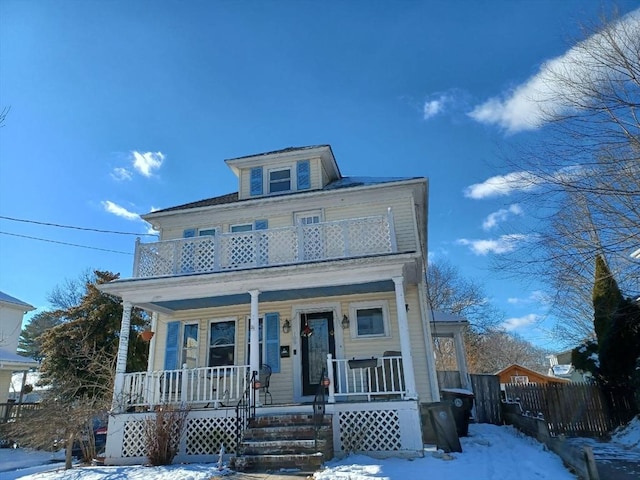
[0,215,158,237]
[0,231,133,255]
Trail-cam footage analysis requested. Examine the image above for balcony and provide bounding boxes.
[133,211,397,278]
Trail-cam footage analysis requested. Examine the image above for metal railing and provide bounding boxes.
[327,354,406,402]
[119,365,250,409]
[133,210,397,278]
[313,368,328,448]
[235,370,257,455]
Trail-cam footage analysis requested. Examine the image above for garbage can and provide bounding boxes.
[440,388,474,437]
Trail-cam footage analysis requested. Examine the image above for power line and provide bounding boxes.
[0,215,158,237]
[0,231,133,255]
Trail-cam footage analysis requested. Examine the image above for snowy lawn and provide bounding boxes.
[2,423,581,480]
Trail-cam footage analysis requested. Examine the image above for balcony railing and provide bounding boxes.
[118,365,250,409]
[133,210,396,278]
[326,353,406,402]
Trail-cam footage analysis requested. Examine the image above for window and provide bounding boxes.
[199,228,216,236]
[182,323,199,368]
[269,168,291,193]
[246,313,280,372]
[511,375,529,384]
[209,320,236,367]
[350,301,390,338]
[231,224,253,233]
[295,210,323,261]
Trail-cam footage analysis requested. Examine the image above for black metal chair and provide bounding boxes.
[258,364,272,405]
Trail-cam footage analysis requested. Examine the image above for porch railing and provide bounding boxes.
[327,354,406,402]
[120,365,250,409]
[133,210,397,278]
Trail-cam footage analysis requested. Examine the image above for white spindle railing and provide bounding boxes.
[326,353,406,402]
[133,212,395,278]
[120,365,250,409]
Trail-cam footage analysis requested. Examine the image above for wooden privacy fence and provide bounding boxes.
[504,382,637,437]
[0,402,41,423]
[470,374,502,425]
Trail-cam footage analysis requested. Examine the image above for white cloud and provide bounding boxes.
[507,290,549,305]
[501,314,540,331]
[464,171,538,199]
[102,201,140,221]
[110,167,133,181]
[482,204,523,230]
[468,9,640,133]
[131,151,164,177]
[456,233,529,255]
[423,94,449,119]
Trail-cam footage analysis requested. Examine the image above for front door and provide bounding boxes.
[300,311,335,396]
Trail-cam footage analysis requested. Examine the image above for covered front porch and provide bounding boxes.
[118,351,408,411]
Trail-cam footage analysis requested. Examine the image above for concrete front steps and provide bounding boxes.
[232,413,333,472]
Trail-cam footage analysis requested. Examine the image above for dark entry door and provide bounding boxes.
[301,311,335,396]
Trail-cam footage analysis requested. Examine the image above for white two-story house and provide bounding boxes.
[99,145,443,466]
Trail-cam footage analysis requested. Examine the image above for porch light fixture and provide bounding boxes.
[341,314,350,329]
[282,318,291,334]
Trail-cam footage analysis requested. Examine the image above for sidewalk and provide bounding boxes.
[567,438,640,480]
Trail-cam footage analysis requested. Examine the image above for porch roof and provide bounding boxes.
[151,279,394,312]
[99,252,421,314]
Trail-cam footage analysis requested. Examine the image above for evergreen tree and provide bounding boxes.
[18,311,63,361]
[592,255,623,344]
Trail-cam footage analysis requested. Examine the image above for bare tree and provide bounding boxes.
[494,10,640,345]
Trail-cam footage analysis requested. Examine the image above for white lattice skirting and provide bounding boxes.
[104,401,423,466]
[105,409,242,465]
[331,401,423,458]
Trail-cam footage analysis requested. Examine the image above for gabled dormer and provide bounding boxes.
[225,145,341,200]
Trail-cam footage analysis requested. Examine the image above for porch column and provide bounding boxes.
[419,282,441,402]
[248,289,261,384]
[112,300,132,412]
[392,276,417,399]
[454,330,471,389]
[146,312,159,373]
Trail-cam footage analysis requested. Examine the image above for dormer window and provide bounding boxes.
[269,168,291,193]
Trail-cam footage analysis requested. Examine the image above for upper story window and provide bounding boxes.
[249,160,310,197]
[269,168,291,193]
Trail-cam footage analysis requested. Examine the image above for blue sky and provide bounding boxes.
[1,1,637,350]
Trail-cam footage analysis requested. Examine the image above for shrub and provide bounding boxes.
[143,404,189,466]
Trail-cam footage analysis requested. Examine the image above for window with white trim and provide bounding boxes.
[198,227,217,236]
[182,323,199,368]
[268,168,291,193]
[350,301,390,338]
[209,320,236,367]
[511,375,529,384]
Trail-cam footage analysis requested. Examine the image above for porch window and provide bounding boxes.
[182,323,199,368]
[209,320,236,367]
[350,301,390,338]
[269,168,291,193]
[246,313,280,373]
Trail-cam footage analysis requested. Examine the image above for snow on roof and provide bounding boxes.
[552,364,575,376]
[0,348,39,368]
[432,311,468,323]
[0,291,35,310]
[148,176,421,215]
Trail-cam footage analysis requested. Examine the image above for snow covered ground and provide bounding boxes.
[2,419,637,480]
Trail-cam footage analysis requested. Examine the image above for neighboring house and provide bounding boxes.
[9,370,45,403]
[0,291,37,403]
[496,364,570,391]
[547,350,593,383]
[99,145,447,466]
